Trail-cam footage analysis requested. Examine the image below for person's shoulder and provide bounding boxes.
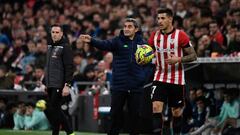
[178,29,189,38]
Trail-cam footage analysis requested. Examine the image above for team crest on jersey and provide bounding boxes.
[169,38,175,44]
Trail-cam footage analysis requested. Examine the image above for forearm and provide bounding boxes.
[181,53,197,63]
[181,47,197,63]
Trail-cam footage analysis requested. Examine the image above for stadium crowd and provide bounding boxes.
[0,0,240,134]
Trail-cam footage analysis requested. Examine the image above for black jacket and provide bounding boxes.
[45,37,74,88]
[90,30,153,92]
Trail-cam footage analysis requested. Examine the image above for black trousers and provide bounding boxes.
[44,88,73,135]
[108,91,142,135]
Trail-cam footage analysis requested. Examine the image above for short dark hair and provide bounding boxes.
[157,8,173,17]
[124,18,139,28]
[51,24,63,32]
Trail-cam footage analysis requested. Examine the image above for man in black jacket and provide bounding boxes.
[80,18,153,135]
[44,24,74,135]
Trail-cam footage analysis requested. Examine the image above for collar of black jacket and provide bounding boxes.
[49,36,69,46]
[119,30,143,41]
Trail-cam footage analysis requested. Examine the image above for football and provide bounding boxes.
[36,99,47,111]
[135,45,154,65]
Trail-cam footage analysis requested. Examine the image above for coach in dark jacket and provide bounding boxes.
[44,24,75,135]
[80,18,152,135]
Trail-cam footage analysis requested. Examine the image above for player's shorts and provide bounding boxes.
[151,81,185,108]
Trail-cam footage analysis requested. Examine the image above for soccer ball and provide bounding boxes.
[135,45,154,65]
[36,99,47,111]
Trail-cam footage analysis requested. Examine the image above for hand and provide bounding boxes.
[165,54,180,64]
[62,83,70,96]
[79,34,91,43]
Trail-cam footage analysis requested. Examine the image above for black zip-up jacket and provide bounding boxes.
[45,37,74,88]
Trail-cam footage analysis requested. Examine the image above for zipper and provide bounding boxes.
[130,40,133,63]
[47,46,53,86]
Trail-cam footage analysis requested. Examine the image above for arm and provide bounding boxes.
[166,30,197,64]
[79,34,116,51]
[181,46,197,63]
[62,44,74,96]
[166,45,197,64]
[25,113,42,129]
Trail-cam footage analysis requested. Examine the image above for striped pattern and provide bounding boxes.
[153,29,185,85]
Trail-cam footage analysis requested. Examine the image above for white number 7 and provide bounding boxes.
[151,86,157,99]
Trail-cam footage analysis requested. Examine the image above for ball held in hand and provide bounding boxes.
[135,45,154,65]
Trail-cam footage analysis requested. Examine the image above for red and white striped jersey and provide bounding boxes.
[148,29,190,85]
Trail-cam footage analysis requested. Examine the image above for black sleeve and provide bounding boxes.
[62,44,74,84]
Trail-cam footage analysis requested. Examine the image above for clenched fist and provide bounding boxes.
[79,34,92,43]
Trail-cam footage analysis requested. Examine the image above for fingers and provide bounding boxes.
[79,34,91,42]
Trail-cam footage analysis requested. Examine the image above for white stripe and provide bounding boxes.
[181,40,185,85]
[159,34,165,82]
[154,31,159,66]
[153,31,159,81]
[166,34,172,83]
[174,30,180,84]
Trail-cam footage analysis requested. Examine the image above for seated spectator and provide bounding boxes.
[226,30,240,55]
[182,96,209,134]
[211,89,239,134]
[32,66,45,92]
[0,65,15,89]
[13,102,26,130]
[196,35,224,57]
[73,51,87,76]
[189,89,239,135]
[103,52,113,71]
[24,101,50,130]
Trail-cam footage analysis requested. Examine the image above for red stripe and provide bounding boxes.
[178,44,182,84]
[156,32,161,81]
[163,35,168,83]
[170,31,176,84]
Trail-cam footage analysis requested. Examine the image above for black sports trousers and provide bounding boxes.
[44,88,73,135]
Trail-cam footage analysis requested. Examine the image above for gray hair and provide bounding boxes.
[124,18,139,28]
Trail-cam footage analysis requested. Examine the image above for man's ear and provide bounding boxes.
[135,28,139,33]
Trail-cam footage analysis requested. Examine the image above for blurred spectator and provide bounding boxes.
[226,30,240,55]
[4,102,17,128]
[0,31,10,47]
[175,0,189,19]
[34,39,47,68]
[189,89,239,135]
[73,51,87,76]
[103,52,113,71]
[182,96,209,134]
[24,102,50,130]
[225,23,238,47]
[0,98,7,128]
[13,101,26,130]
[3,38,24,72]
[0,43,7,65]
[19,41,36,74]
[0,65,15,89]
[73,64,96,92]
[32,66,45,92]
[196,34,224,57]
[209,20,225,48]
[20,64,35,90]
